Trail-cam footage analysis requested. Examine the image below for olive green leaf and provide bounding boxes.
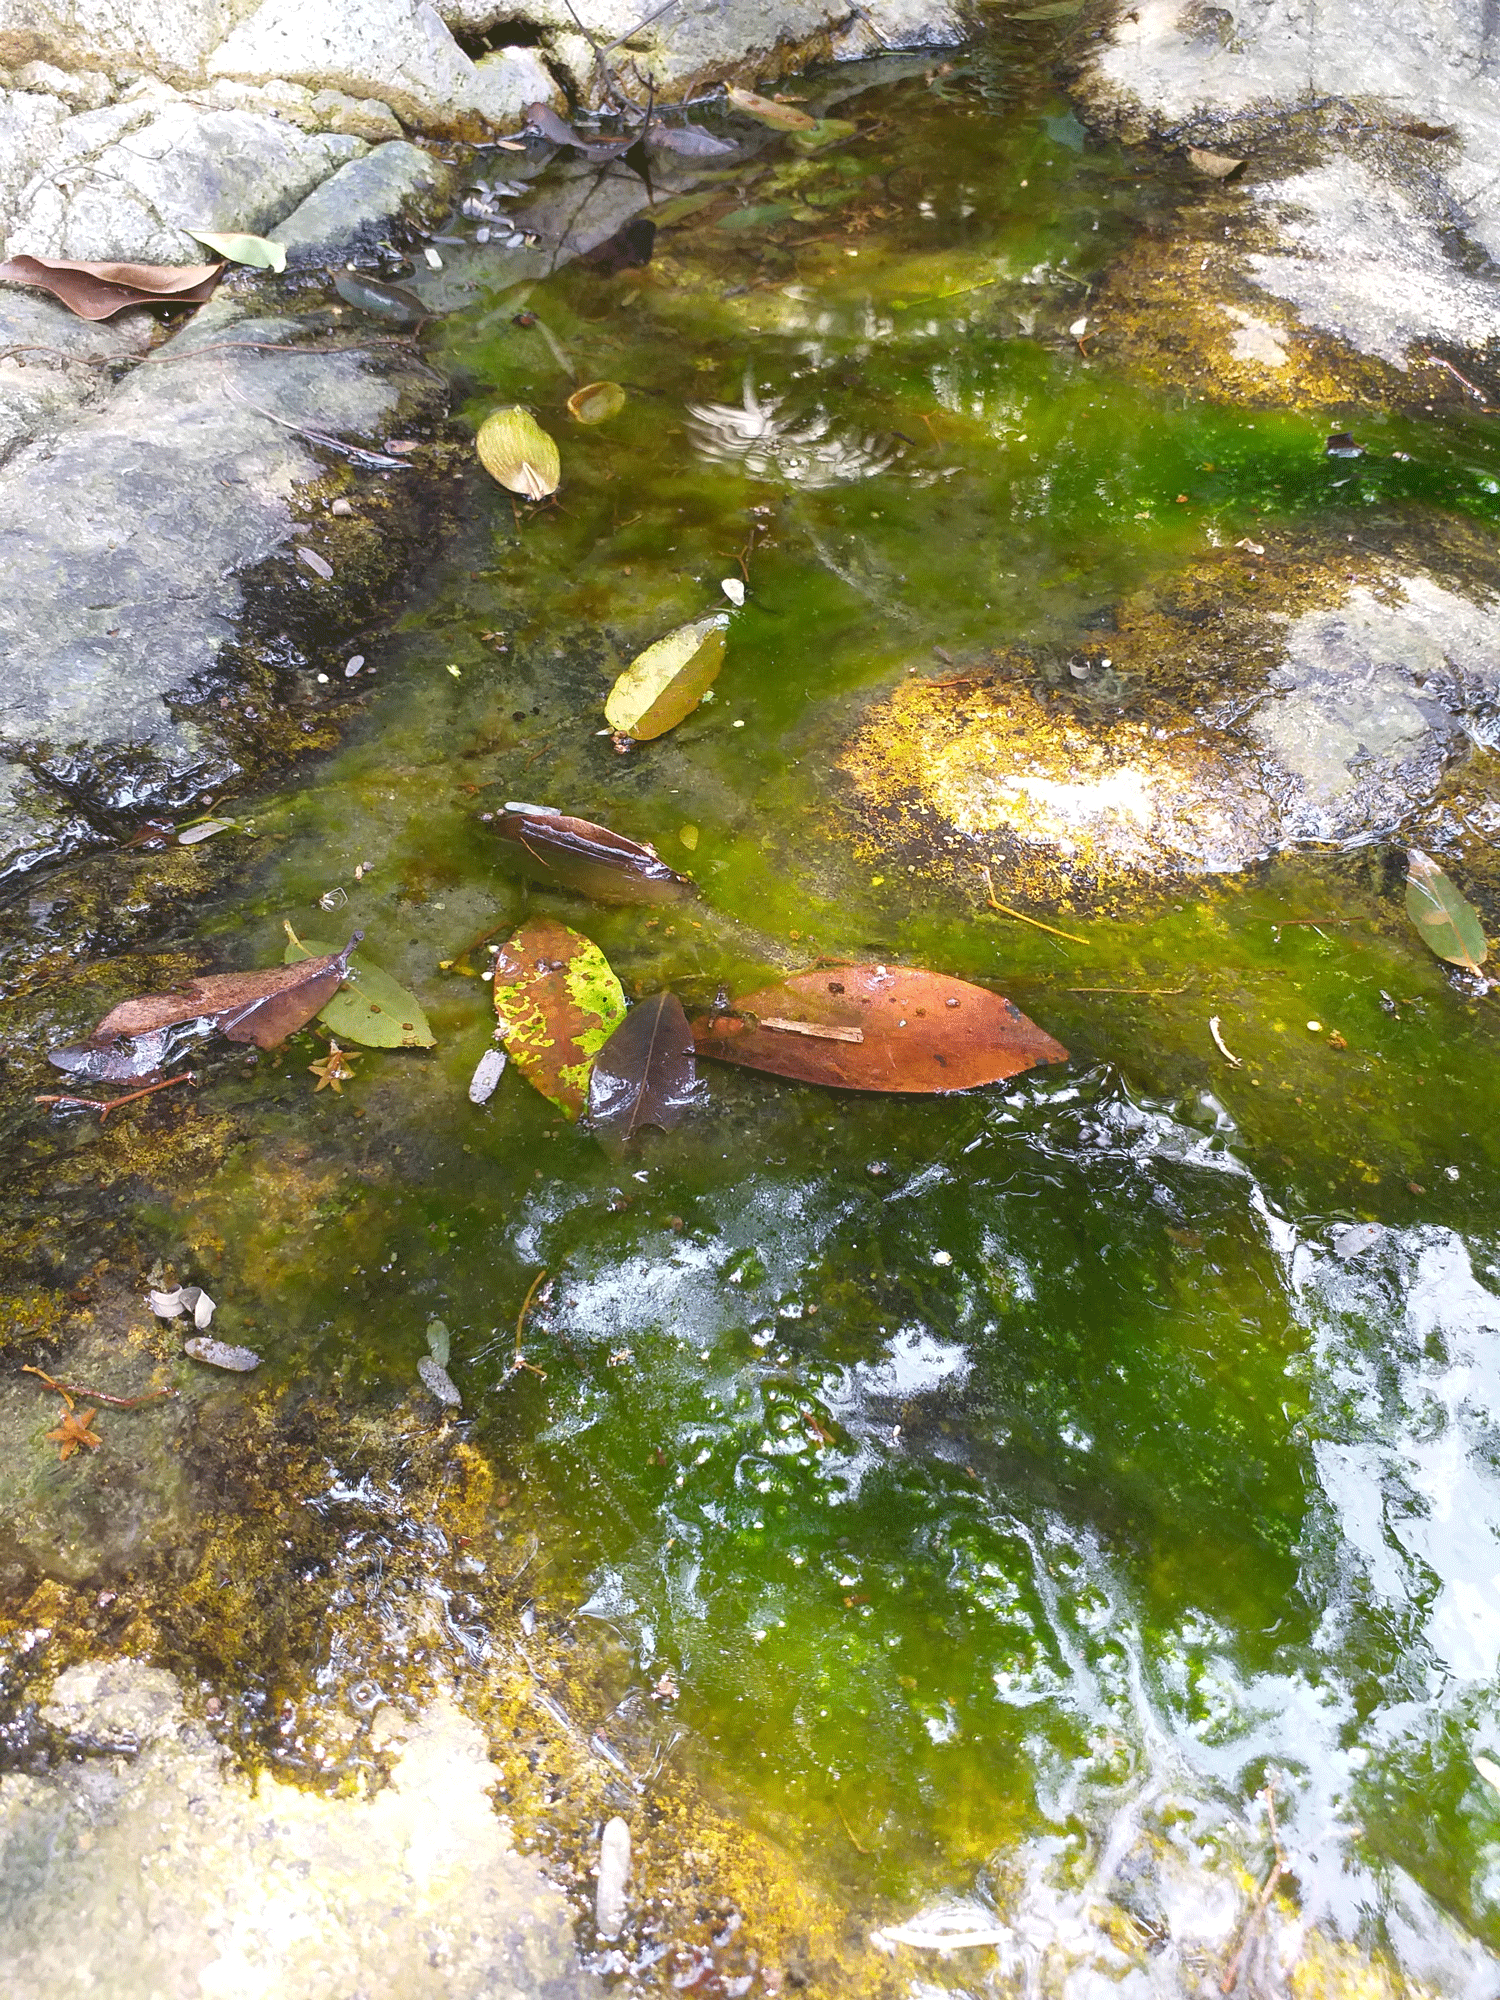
[476,405,560,499]
[284,928,436,1047]
[1405,848,1488,974]
[605,613,729,741]
[567,380,626,425]
[186,229,287,273]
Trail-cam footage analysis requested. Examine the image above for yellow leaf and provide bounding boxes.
[567,380,626,425]
[605,614,729,741]
[476,405,561,498]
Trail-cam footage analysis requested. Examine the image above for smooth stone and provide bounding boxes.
[275,141,458,267]
[595,1814,631,1938]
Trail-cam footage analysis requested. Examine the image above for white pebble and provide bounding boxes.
[468,1047,506,1104]
[595,1817,631,1938]
[1306,1020,1322,1033]
[345,654,364,677]
[721,577,745,606]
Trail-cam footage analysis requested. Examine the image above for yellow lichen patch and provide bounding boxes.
[1287,1928,1434,2000]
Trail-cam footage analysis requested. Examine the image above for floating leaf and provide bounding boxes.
[605,613,729,741]
[1405,848,1488,974]
[333,271,426,324]
[589,992,697,1149]
[1325,430,1363,458]
[524,99,633,162]
[185,228,287,273]
[1185,146,1244,179]
[49,933,363,1078]
[725,86,817,131]
[491,803,691,904]
[177,817,237,845]
[476,405,561,499]
[692,964,1068,1093]
[492,917,626,1120]
[425,1317,452,1368]
[0,253,222,320]
[284,930,435,1047]
[567,380,626,425]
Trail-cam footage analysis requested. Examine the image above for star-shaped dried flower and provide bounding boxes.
[46,1404,102,1461]
[308,1042,361,1093]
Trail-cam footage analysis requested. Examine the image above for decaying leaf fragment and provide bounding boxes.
[333,271,425,324]
[693,964,1068,1093]
[605,613,729,741]
[589,991,697,1148]
[148,1284,216,1329]
[184,1337,261,1372]
[186,228,287,272]
[491,803,691,904]
[1184,146,1245,179]
[284,928,435,1048]
[477,405,561,498]
[1406,848,1489,974]
[725,86,817,131]
[49,933,363,1080]
[567,380,626,425]
[492,916,626,1120]
[0,253,223,320]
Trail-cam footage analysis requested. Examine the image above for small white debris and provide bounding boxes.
[595,1817,631,1938]
[184,1336,259,1371]
[1069,315,1088,338]
[298,546,334,580]
[178,818,236,845]
[1332,1222,1383,1261]
[1208,1016,1242,1068]
[345,654,365,677]
[1306,1019,1322,1033]
[148,1284,216,1328]
[418,1355,462,1407]
[872,1900,1013,1955]
[330,497,354,516]
[446,663,462,677]
[1475,1753,1500,1795]
[319,886,348,911]
[721,576,746,606]
[931,1250,952,1266]
[469,1047,507,1104]
[423,244,443,269]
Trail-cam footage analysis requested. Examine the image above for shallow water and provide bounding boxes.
[11,26,1500,1997]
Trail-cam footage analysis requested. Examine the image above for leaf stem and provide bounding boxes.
[978,868,1088,945]
[512,1268,549,1379]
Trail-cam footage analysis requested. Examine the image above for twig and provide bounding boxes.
[23,1365,178,1410]
[1209,1015,1243,1068]
[1424,351,1496,407]
[512,1268,549,1379]
[1068,982,1191,995]
[439,916,512,972]
[35,1071,196,1119]
[979,868,1088,944]
[1250,915,1374,926]
[1220,1787,1287,1993]
[599,0,683,56]
[218,365,413,470]
[838,1805,873,1854]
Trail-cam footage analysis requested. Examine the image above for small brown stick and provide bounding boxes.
[1220,1787,1287,1993]
[838,1805,872,1855]
[440,916,513,972]
[23,1365,178,1410]
[1424,351,1495,406]
[512,1268,549,1380]
[979,868,1088,945]
[1067,983,1192,995]
[761,1017,864,1042]
[35,1071,196,1119]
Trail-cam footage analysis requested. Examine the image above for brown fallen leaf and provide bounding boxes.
[49,932,363,1081]
[491,803,691,904]
[692,964,1067,1093]
[0,254,223,320]
[493,917,626,1121]
[589,992,698,1148]
[1184,147,1245,179]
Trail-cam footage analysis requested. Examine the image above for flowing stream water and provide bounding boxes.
[8,21,1500,1997]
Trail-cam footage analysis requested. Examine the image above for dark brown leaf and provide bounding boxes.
[492,803,691,904]
[692,964,1068,1094]
[589,991,697,1147]
[0,254,223,320]
[49,932,363,1078]
[525,100,633,161]
[581,217,656,274]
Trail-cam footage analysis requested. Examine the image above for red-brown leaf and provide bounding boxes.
[0,255,223,320]
[691,964,1067,1093]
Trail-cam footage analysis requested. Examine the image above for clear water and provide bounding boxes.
[12,29,1500,1996]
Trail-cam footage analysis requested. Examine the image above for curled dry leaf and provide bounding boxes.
[49,933,363,1079]
[589,991,697,1149]
[491,803,691,904]
[525,99,633,161]
[1405,848,1488,973]
[477,405,561,499]
[147,1284,216,1328]
[0,253,222,320]
[567,380,626,425]
[605,613,729,741]
[186,228,287,272]
[284,929,435,1048]
[725,86,817,130]
[692,964,1068,1093]
[492,916,626,1121]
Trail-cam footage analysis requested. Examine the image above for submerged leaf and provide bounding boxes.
[1405,849,1488,973]
[725,86,817,131]
[0,253,222,320]
[492,917,626,1120]
[1185,146,1245,178]
[333,271,425,323]
[787,118,859,154]
[476,405,561,498]
[186,228,287,272]
[284,931,436,1047]
[567,380,626,425]
[589,992,697,1148]
[184,1337,261,1372]
[418,1354,462,1406]
[580,216,656,274]
[49,933,363,1076]
[425,1318,452,1368]
[648,120,736,157]
[491,803,691,904]
[605,613,729,741]
[692,964,1068,1093]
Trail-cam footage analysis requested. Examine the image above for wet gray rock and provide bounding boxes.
[5,94,366,264]
[0,284,153,466]
[275,140,458,267]
[0,1663,593,1999]
[1082,0,1500,364]
[0,0,238,88]
[0,293,444,876]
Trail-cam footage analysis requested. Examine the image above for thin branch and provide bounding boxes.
[23,1365,178,1410]
[1220,1786,1287,1993]
[35,1071,196,1119]
[512,1268,549,1379]
[218,364,413,470]
[1067,982,1191,995]
[979,868,1088,944]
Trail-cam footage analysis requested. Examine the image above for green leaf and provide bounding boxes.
[786,119,859,154]
[1011,0,1084,16]
[717,202,798,232]
[566,380,626,425]
[1405,848,1488,974]
[283,932,437,1047]
[475,404,560,498]
[604,613,729,741]
[425,1318,451,1368]
[186,229,287,273]
[492,916,626,1120]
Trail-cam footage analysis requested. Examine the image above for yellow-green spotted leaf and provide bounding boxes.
[283,932,436,1047]
[476,405,560,498]
[492,916,626,1120]
[1406,848,1488,974]
[605,613,729,741]
[186,229,287,273]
